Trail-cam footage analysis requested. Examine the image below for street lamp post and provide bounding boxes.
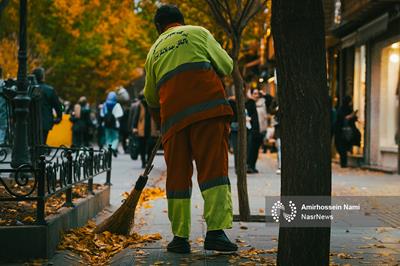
[11,0,31,168]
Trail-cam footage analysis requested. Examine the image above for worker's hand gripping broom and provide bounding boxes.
[95,136,162,235]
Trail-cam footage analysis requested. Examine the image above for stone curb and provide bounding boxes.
[0,185,110,260]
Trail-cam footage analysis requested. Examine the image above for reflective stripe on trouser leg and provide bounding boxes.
[168,198,191,238]
[201,183,233,230]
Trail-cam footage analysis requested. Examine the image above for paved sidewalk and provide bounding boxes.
[106,152,400,265]
[11,150,399,265]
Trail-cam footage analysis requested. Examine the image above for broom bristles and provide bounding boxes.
[95,188,142,235]
[95,137,162,235]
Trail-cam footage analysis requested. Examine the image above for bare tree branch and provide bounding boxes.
[235,0,241,9]
[205,0,232,36]
[239,0,264,34]
[215,0,230,16]
[222,0,236,30]
[237,0,252,30]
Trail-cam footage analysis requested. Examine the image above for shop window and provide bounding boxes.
[379,41,400,149]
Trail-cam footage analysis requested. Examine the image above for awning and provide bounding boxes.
[341,13,388,48]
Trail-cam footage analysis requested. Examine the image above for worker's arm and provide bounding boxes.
[143,53,162,128]
[206,31,233,76]
[143,56,160,109]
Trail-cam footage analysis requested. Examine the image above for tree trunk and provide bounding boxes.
[272,1,331,265]
[232,61,250,221]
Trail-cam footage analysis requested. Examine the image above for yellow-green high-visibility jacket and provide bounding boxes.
[143,25,233,142]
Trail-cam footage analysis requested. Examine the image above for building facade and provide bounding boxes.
[324,0,400,171]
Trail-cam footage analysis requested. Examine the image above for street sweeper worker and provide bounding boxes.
[143,4,238,254]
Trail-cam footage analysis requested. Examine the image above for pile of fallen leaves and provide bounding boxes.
[0,184,103,226]
[58,187,165,264]
[58,220,162,265]
[121,186,166,209]
[235,248,277,265]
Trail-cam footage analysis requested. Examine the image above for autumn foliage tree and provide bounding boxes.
[0,0,152,102]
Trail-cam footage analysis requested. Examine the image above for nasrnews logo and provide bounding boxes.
[271,200,361,223]
[271,201,297,222]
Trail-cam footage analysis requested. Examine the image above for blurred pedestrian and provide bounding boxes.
[261,91,274,153]
[116,86,131,153]
[96,103,105,149]
[100,92,123,157]
[132,97,159,168]
[127,97,140,132]
[70,96,92,147]
[119,104,130,154]
[245,89,262,174]
[32,67,62,145]
[334,95,360,167]
[63,100,73,114]
[256,90,268,155]
[127,96,141,160]
[0,67,7,145]
[268,98,281,174]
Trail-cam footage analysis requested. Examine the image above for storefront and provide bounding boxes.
[369,38,400,169]
[327,1,400,171]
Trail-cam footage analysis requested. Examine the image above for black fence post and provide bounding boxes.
[88,147,94,195]
[64,150,74,207]
[105,144,112,185]
[36,155,46,225]
[11,0,31,168]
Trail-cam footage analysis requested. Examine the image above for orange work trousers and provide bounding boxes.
[163,116,233,238]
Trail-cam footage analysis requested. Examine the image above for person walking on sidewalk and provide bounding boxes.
[246,89,264,174]
[70,96,92,147]
[32,67,63,145]
[143,5,237,254]
[334,95,360,167]
[101,91,123,157]
[132,96,159,168]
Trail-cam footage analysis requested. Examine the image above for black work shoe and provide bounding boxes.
[167,236,191,254]
[204,230,238,252]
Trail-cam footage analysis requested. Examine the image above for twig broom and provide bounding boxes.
[95,136,162,235]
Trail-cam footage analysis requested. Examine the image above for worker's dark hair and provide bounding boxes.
[154,4,184,32]
[32,67,45,83]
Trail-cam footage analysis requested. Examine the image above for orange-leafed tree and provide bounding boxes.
[0,0,152,102]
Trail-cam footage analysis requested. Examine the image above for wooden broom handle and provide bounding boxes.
[143,136,162,177]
